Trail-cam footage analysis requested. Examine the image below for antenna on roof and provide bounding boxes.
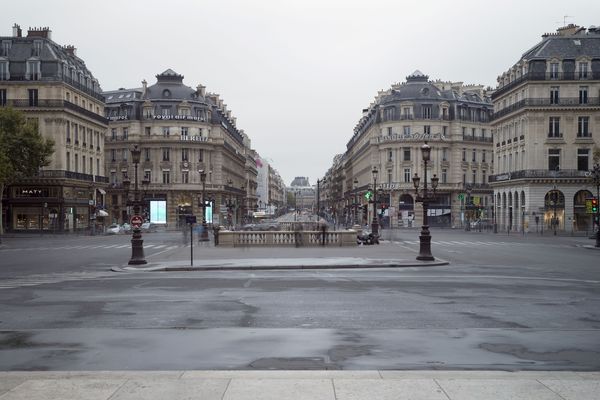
[555,15,573,27]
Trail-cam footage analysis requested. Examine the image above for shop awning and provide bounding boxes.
[97,188,106,195]
[97,209,109,217]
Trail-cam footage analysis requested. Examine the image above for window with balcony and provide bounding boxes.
[578,62,588,79]
[122,149,128,161]
[579,86,588,104]
[548,149,560,171]
[422,105,431,119]
[387,150,393,162]
[198,149,204,162]
[482,150,486,163]
[577,116,590,137]
[74,154,78,173]
[403,126,411,137]
[385,107,395,120]
[66,123,71,143]
[162,170,170,184]
[111,128,116,140]
[82,156,86,174]
[387,127,392,135]
[182,171,189,184]
[472,149,476,162]
[441,169,447,184]
[403,147,411,161]
[162,127,170,137]
[548,117,561,138]
[28,89,38,106]
[442,126,447,137]
[442,147,448,162]
[145,126,151,136]
[472,170,477,184]
[0,61,9,80]
[550,62,559,79]
[423,125,431,135]
[66,151,70,171]
[26,60,41,80]
[482,171,487,184]
[404,168,411,183]
[577,149,589,171]
[111,149,116,162]
[144,170,151,182]
[122,127,128,139]
[462,148,466,162]
[550,86,559,104]
[181,127,189,138]
[182,148,189,161]
[162,148,170,161]
[402,107,411,119]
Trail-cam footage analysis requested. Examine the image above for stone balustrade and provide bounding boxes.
[218,230,358,247]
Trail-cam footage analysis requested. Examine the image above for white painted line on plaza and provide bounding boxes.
[147,246,179,258]
[153,245,167,249]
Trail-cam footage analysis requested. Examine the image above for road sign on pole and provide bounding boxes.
[130,215,143,228]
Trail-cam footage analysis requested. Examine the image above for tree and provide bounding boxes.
[0,107,54,237]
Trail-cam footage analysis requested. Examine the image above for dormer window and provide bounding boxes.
[33,40,42,57]
[1,40,11,56]
[549,62,559,80]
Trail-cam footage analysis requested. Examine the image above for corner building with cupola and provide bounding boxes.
[340,71,494,229]
[104,69,258,229]
[490,24,600,234]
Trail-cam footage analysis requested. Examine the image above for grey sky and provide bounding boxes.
[4,0,599,185]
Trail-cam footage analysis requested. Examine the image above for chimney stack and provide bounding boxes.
[142,79,147,97]
[12,23,22,37]
[63,45,77,56]
[27,26,52,39]
[196,84,206,97]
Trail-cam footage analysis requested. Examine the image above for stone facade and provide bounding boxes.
[337,71,494,229]
[490,24,600,234]
[0,25,108,233]
[103,69,258,229]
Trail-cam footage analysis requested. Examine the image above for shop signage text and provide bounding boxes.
[154,115,206,122]
[180,136,208,142]
[376,133,447,143]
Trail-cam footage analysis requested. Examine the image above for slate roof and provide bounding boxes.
[522,35,600,60]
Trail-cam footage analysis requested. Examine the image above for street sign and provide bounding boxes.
[130,215,143,228]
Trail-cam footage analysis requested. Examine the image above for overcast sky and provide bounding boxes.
[4,0,599,185]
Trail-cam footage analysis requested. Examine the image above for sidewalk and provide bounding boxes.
[0,370,597,399]
[112,241,450,272]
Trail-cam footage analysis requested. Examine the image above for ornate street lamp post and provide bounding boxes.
[412,142,439,261]
[198,169,209,242]
[353,178,359,226]
[590,163,600,247]
[465,185,472,231]
[371,167,379,236]
[127,145,146,265]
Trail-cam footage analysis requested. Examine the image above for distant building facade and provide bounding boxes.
[338,71,494,228]
[490,24,600,234]
[1,24,108,233]
[103,69,257,229]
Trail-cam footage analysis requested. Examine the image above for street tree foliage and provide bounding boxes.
[0,107,54,234]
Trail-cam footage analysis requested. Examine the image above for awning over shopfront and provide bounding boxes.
[97,188,106,195]
[97,209,109,217]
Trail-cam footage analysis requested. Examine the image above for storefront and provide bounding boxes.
[4,184,96,233]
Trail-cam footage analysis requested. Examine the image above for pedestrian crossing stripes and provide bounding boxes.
[0,244,180,253]
[399,240,573,248]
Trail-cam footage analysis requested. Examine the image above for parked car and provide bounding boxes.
[106,224,121,234]
[121,223,132,233]
[141,222,158,232]
[243,220,281,231]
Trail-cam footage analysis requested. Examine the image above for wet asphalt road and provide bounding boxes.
[0,229,599,371]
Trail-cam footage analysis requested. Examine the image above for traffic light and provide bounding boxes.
[364,190,373,201]
[592,198,599,213]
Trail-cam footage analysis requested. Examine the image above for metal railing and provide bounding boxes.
[493,72,597,99]
[35,170,109,183]
[491,97,600,121]
[3,99,108,124]
[489,169,590,183]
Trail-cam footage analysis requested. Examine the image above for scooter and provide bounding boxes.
[357,232,379,245]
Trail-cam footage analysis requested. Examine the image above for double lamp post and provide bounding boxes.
[412,142,439,261]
